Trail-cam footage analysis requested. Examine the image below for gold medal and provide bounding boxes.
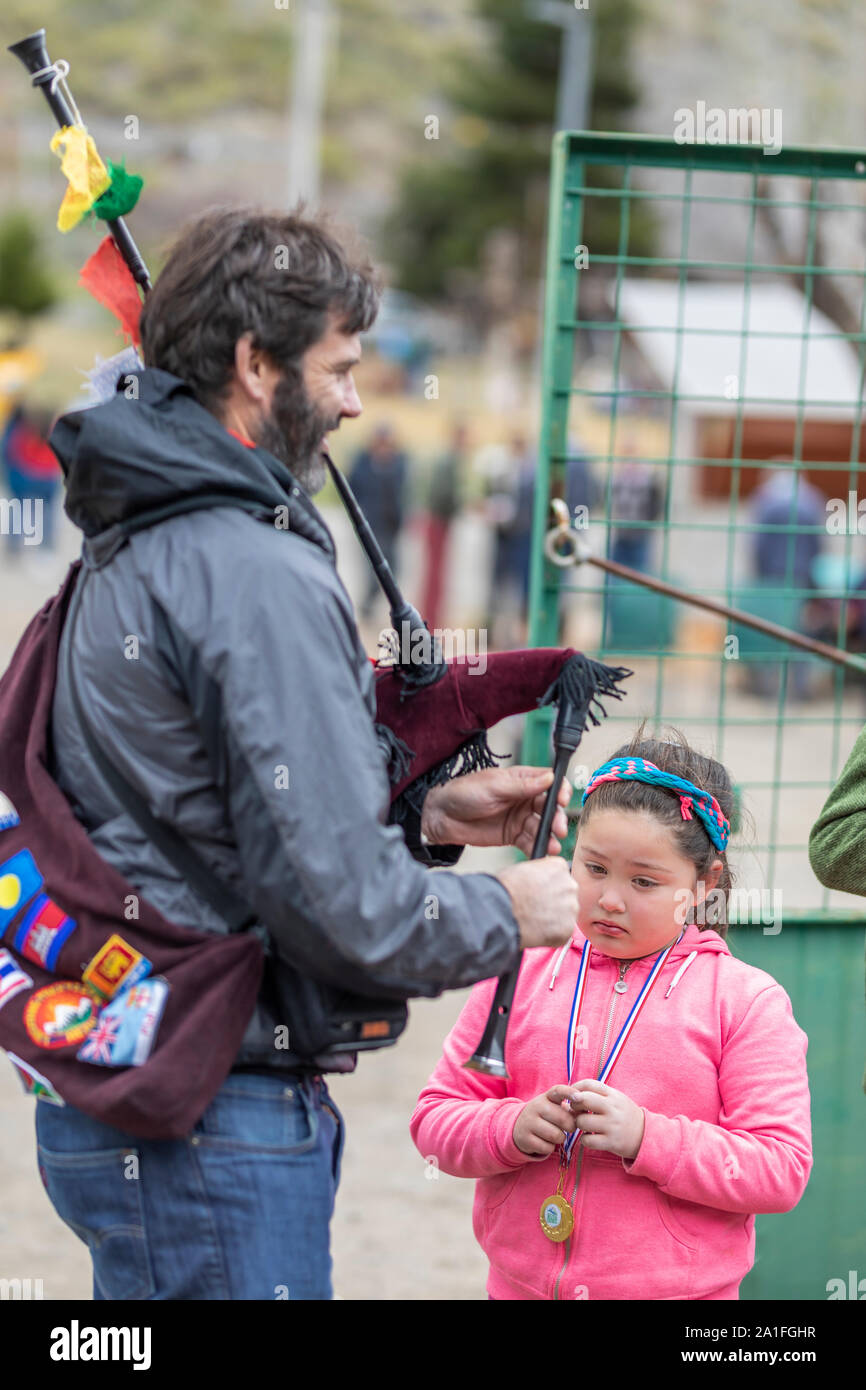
[540,1191,574,1242]
[540,1159,574,1242]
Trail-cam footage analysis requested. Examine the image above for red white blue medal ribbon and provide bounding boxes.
[563,930,684,1159]
[565,939,591,1081]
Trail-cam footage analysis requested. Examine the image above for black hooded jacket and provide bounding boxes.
[48,369,521,1073]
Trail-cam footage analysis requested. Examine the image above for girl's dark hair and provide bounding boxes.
[577,721,737,935]
[139,203,382,412]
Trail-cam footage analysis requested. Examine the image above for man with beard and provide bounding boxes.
[38,207,577,1300]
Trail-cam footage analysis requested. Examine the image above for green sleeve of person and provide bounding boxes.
[809,723,866,1093]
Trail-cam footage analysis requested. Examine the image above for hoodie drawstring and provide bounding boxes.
[549,940,572,990]
[664,950,697,998]
[551,940,701,995]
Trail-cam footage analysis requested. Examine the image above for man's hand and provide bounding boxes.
[567,1079,646,1161]
[513,1085,580,1158]
[496,857,578,950]
[420,766,572,855]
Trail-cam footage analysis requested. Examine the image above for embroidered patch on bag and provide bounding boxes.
[76,976,169,1068]
[4,1050,65,1106]
[0,948,33,1011]
[13,894,77,971]
[23,981,101,1050]
[0,849,43,932]
[0,792,20,832]
[82,934,151,999]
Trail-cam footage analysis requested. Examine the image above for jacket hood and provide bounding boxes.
[50,366,336,560]
[547,920,729,990]
[581,919,730,961]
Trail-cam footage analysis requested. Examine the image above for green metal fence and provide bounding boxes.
[523,131,866,1300]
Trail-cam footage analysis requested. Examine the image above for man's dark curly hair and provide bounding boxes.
[139,203,382,411]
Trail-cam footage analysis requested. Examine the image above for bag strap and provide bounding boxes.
[64,566,258,933]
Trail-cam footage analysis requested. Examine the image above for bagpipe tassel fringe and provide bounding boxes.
[388,729,511,830]
[374,722,415,786]
[537,652,632,737]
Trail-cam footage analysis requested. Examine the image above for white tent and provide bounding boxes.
[616,279,863,421]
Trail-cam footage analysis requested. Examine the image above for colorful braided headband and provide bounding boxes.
[581,756,730,852]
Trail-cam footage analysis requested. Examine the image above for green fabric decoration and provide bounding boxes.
[89,161,143,222]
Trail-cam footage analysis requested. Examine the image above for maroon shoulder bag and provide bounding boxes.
[0,562,264,1138]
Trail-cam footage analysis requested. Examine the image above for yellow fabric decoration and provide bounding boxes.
[49,125,111,233]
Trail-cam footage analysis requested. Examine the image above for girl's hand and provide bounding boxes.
[568,1079,646,1160]
[512,1085,580,1158]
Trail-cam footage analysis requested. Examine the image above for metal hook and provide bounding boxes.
[544,497,592,567]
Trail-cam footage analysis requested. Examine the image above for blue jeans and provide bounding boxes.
[35,1071,345,1300]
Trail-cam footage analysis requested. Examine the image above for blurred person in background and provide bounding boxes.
[0,341,44,434]
[484,430,537,649]
[750,463,825,591]
[748,462,826,699]
[607,442,665,573]
[565,438,596,527]
[420,420,469,631]
[559,438,598,646]
[348,421,408,621]
[1,401,61,556]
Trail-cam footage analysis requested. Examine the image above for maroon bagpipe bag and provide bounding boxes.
[0,562,264,1139]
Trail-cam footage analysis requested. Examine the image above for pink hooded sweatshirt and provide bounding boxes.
[410,922,812,1301]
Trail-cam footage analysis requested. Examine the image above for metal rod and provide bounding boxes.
[545,505,866,676]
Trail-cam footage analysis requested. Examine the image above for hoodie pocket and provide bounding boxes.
[474,1169,522,1249]
[476,1165,555,1299]
[482,1164,525,1214]
[657,1188,751,1272]
[654,1189,700,1252]
[474,1166,528,1255]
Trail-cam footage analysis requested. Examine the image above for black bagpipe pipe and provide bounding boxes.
[462,658,629,1077]
[8,27,444,695]
[321,445,446,691]
[9,30,151,294]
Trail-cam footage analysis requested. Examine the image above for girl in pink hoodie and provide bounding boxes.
[410,728,812,1300]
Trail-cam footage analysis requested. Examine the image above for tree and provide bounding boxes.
[0,212,58,323]
[382,0,654,320]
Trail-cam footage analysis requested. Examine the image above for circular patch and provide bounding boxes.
[23,981,102,1050]
[0,873,22,910]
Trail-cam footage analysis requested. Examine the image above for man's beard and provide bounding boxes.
[256,364,336,496]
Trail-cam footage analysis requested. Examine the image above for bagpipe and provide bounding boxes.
[8,29,633,1080]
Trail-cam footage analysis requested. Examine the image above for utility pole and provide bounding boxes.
[287,0,335,207]
[530,0,593,134]
[526,2,595,398]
